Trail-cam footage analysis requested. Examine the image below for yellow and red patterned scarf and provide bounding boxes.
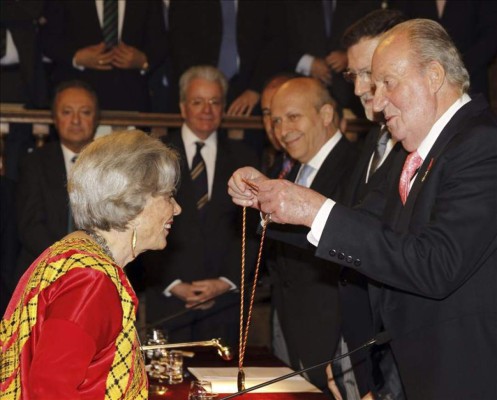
[0,237,148,399]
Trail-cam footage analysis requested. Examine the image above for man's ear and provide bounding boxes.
[319,103,335,127]
[179,102,186,119]
[427,61,446,93]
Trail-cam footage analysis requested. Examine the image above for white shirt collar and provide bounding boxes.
[181,124,217,159]
[417,94,471,160]
[181,124,218,199]
[61,144,78,175]
[296,130,343,187]
[307,130,343,171]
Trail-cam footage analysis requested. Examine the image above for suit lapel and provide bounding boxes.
[210,135,229,205]
[44,144,70,227]
[395,96,487,228]
[310,137,349,197]
[163,132,200,217]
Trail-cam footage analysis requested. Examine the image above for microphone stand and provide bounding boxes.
[219,331,391,399]
[140,338,233,361]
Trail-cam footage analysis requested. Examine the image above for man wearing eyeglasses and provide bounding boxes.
[143,65,259,348]
[325,9,407,400]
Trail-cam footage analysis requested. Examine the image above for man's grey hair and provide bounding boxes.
[179,65,228,103]
[68,130,180,232]
[387,19,470,93]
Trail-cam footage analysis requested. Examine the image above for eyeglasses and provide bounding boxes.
[343,69,372,83]
[186,98,223,108]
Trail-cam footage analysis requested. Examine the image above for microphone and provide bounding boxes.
[219,331,391,399]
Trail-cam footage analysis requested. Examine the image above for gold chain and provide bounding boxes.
[238,207,269,390]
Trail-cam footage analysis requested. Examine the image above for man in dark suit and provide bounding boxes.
[168,0,286,116]
[326,10,407,400]
[15,80,99,281]
[285,0,382,117]
[228,19,497,399]
[1,0,50,183]
[144,66,259,347]
[0,0,48,109]
[41,0,167,111]
[249,77,358,390]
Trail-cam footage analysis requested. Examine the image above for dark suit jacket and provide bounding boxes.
[0,0,48,108]
[41,0,167,111]
[315,96,497,399]
[391,0,497,98]
[337,126,403,396]
[168,0,287,102]
[265,135,358,390]
[15,142,69,280]
[285,0,381,113]
[144,130,259,336]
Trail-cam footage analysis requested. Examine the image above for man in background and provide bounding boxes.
[263,77,358,390]
[144,65,259,347]
[168,0,286,117]
[41,0,166,111]
[327,9,407,400]
[15,80,99,282]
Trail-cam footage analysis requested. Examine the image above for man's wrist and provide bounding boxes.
[140,60,149,75]
[72,55,85,71]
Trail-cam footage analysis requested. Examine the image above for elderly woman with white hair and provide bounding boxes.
[1,130,181,399]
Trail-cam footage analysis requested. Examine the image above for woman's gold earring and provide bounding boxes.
[131,227,137,258]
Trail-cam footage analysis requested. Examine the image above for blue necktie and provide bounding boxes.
[296,164,314,187]
[218,0,238,80]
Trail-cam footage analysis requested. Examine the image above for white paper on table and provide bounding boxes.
[187,367,322,393]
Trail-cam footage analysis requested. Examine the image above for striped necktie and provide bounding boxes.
[191,141,208,213]
[103,0,118,49]
[278,156,295,179]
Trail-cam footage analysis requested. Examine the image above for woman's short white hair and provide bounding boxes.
[68,130,180,231]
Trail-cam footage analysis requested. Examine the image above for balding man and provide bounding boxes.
[229,19,497,399]
[16,80,99,279]
[263,77,358,390]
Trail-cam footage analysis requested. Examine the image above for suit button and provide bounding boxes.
[354,259,361,267]
[338,252,345,260]
[340,277,348,286]
[346,256,353,263]
[329,249,337,257]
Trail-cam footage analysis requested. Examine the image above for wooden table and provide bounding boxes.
[148,346,329,400]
